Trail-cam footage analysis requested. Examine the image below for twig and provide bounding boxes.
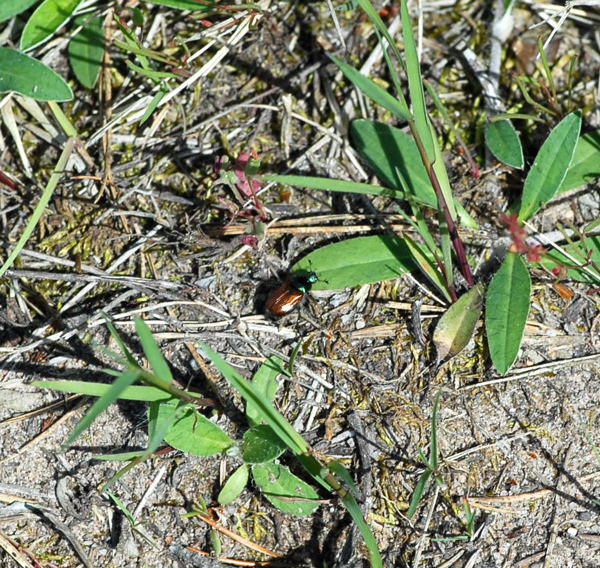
[461,353,600,390]
[4,268,181,291]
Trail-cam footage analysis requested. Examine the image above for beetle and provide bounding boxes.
[265,271,318,316]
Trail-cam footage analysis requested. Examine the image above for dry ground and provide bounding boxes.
[1,1,600,567]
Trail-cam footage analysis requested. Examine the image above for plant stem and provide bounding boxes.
[409,121,475,292]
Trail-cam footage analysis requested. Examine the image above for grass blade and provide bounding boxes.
[400,0,434,160]
[135,318,173,383]
[407,470,433,518]
[330,55,411,122]
[260,173,398,198]
[0,137,74,278]
[198,343,308,455]
[31,380,183,402]
[61,369,140,450]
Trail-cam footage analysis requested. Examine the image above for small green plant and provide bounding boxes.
[0,0,236,101]
[260,0,599,375]
[407,393,443,519]
[407,394,479,541]
[34,318,383,566]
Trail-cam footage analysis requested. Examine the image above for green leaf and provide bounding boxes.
[105,492,137,526]
[159,400,234,456]
[246,356,283,427]
[537,235,600,284]
[329,55,411,122]
[139,84,168,125]
[325,460,382,567]
[0,0,39,22]
[68,15,104,88]
[292,235,417,290]
[144,0,216,10]
[559,130,600,193]
[350,119,437,207]
[485,252,531,374]
[433,283,484,363]
[252,462,320,516]
[135,318,173,383]
[218,465,249,505]
[407,469,432,518]
[518,111,582,221]
[124,59,179,80]
[485,119,524,169]
[199,343,309,455]
[104,317,139,368]
[259,174,398,198]
[242,425,287,464]
[147,399,185,456]
[62,368,141,450]
[32,380,183,402]
[0,47,72,101]
[20,0,83,50]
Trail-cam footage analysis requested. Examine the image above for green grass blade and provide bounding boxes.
[135,318,173,383]
[145,0,219,10]
[518,111,582,221]
[246,356,283,427]
[356,0,404,65]
[104,317,139,368]
[400,0,434,159]
[31,380,183,402]
[105,491,137,525]
[146,399,184,455]
[260,173,399,198]
[329,463,383,567]
[95,451,147,461]
[61,368,140,450]
[198,343,308,455]
[485,252,532,374]
[407,469,432,518]
[0,137,74,278]
[329,55,411,122]
[139,84,168,125]
[402,234,450,302]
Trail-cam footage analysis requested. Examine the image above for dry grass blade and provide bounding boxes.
[194,512,281,558]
